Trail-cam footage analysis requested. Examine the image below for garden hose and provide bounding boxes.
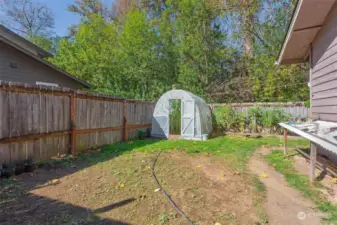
[151,150,195,225]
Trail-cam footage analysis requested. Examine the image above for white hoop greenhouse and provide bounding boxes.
[151,89,213,140]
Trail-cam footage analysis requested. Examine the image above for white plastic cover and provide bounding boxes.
[151,89,213,140]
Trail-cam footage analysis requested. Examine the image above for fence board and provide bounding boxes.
[0,91,9,139]
[0,81,154,164]
[213,102,308,119]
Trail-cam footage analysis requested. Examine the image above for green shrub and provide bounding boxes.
[212,106,290,134]
[213,106,246,132]
[248,107,263,132]
[261,109,290,133]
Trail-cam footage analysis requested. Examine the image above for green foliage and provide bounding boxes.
[29,36,53,52]
[169,100,181,135]
[261,109,290,133]
[48,0,309,103]
[51,1,227,100]
[265,150,337,223]
[213,106,290,133]
[50,12,168,99]
[249,55,309,102]
[247,0,309,102]
[213,106,245,132]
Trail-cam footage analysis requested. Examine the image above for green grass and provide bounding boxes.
[100,136,308,169]
[265,150,337,224]
[253,176,268,224]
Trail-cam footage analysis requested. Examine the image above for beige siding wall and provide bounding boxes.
[0,42,84,89]
[311,4,337,122]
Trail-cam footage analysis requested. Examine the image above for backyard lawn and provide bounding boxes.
[0,136,308,225]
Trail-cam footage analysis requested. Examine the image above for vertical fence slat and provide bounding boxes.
[0,82,154,163]
[214,102,307,119]
[70,93,76,155]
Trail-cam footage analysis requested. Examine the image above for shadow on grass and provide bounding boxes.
[0,139,160,225]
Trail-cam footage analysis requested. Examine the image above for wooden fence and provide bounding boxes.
[212,102,309,119]
[0,81,154,164]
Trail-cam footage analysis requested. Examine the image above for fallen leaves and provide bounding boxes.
[119,183,125,188]
[259,173,268,178]
[215,222,222,225]
[154,188,161,192]
[196,165,203,168]
[332,178,337,184]
[48,179,60,185]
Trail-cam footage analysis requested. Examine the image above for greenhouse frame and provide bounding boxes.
[151,89,213,141]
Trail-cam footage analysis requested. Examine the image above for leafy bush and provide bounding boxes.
[213,106,290,134]
[248,107,263,132]
[261,109,290,133]
[213,106,246,132]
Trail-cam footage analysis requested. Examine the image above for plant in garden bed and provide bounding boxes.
[213,106,291,134]
[261,109,290,133]
[248,107,263,133]
[24,157,35,173]
[1,163,16,178]
[213,106,246,132]
[14,163,25,175]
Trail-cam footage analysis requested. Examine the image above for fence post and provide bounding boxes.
[123,100,128,142]
[70,92,76,155]
[283,129,288,156]
[309,142,317,184]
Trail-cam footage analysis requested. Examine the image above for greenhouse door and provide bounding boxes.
[181,100,195,137]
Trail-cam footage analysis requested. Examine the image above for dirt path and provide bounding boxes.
[249,148,322,225]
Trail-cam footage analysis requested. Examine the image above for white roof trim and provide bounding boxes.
[276,0,303,65]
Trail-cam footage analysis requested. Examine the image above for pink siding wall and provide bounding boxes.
[311,4,337,122]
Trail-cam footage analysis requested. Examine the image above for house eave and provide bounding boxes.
[277,0,336,65]
[0,36,91,88]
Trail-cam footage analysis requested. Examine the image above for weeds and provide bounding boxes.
[159,214,169,224]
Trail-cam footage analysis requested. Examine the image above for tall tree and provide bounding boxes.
[0,0,54,37]
[53,0,308,103]
[249,0,309,102]
[112,0,138,18]
[67,0,115,35]
[68,0,114,21]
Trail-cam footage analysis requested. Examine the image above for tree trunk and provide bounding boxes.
[243,11,254,57]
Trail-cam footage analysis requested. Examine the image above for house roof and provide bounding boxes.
[277,0,337,65]
[0,25,53,58]
[0,26,91,88]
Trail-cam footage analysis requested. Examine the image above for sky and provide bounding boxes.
[39,0,115,36]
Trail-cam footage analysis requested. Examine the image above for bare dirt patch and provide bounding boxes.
[249,148,323,225]
[0,150,261,225]
[292,153,337,204]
